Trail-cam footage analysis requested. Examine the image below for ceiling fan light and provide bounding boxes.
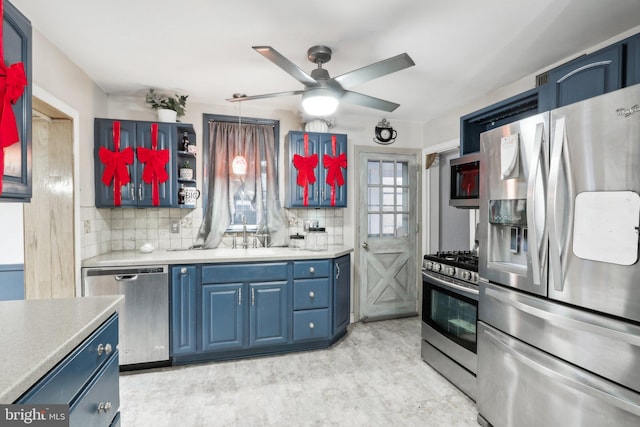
[302,91,339,116]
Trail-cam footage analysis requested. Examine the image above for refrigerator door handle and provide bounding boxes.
[526,122,548,287]
[548,117,575,292]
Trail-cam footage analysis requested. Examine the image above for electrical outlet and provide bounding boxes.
[170,221,180,233]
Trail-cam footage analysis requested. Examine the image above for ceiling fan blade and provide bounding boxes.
[333,53,415,88]
[253,46,317,86]
[226,90,305,102]
[341,91,400,112]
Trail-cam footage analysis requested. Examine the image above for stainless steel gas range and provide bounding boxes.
[421,251,479,400]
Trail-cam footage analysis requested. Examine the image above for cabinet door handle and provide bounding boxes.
[138,184,143,200]
[251,288,255,306]
[309,322,315,329]
[238,288,242,305]
[309,291,315,299]
[180,267,188,274]
[336,264,341,279]
[97,401,112,413]
[315,189,319,200]
[130,186,135,201]
[97,343,112,356]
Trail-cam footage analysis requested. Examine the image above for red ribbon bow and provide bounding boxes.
[99,121,133,206]
[322,135,347,206]
[0,0,28,195]
[137,124,169,206]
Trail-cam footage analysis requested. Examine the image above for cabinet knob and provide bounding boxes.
[180,267,188,274]
[97,401,112,413]
[309,322,315,329]
[97,343,113,356]
[309,291,315,299]
[309,266,315,273]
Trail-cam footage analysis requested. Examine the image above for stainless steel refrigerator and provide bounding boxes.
[476,84,640,427]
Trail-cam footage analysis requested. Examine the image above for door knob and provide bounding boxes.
[361,242,368,249]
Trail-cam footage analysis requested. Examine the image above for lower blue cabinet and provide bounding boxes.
[170,256,350,363]
[250,281,289,347]
[202,283,244,352]
[171,266,197,355]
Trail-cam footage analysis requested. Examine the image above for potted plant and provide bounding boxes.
[179,161,193,180]
[145,88,188,122]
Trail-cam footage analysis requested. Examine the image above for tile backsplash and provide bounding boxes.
[80,206,344,259]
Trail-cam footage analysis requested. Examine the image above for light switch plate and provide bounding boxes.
[170,221,180,233]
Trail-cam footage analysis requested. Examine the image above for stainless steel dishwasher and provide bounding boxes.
[82,265,169,366]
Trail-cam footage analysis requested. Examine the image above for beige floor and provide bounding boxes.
[120,317,478,426]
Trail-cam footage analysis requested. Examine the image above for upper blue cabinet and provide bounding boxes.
[285,131,347,208]
[95,119,176,208]
[627,33,640,87]
[538,44,623,111]
[0,1,32,202]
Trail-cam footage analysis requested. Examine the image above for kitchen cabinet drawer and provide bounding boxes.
[18,315,118,405]
[70,352,120,427]
[293,309,330,342]
[293,278,329,310]
[202,262,287,284]
[293,260,330,279]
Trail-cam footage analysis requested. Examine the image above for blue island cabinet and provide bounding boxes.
[17,314,120,427]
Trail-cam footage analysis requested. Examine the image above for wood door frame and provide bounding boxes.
[32,85,81,295]
[353,145,422,322]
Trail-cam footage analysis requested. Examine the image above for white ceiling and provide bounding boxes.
[11,0,640,123]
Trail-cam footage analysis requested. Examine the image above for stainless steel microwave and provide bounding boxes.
[449,153,480,208]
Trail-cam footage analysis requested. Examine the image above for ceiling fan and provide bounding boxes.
[226,45,415,116]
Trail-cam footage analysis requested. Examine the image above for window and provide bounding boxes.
[201,114,279,233]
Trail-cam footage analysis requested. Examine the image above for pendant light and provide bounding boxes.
[232,94,247,176]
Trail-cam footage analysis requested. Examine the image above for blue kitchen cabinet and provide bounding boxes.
[250,281,289,346]
[201,283,245,352]
[1,1,32,202]
[170,265,197,356]
[285,131,347,208]
[292,259,332,342]
[17,314,120,427]
[627,34,640,87]
[333,254,351,335]
[538,44,623,111]
[0,264,24,300]
[95,119,175,207]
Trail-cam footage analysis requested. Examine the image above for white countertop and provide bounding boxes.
[82,245,353,268]
[0,295,124,403]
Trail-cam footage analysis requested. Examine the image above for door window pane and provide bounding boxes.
[367,160,410,238]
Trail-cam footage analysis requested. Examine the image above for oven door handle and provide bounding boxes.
[422,271,479,301]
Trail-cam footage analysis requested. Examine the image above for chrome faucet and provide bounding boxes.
[241,216,249,249]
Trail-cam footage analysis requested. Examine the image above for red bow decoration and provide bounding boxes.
[99,121,133,206]
[137,124,169,206]
[322,135,347,206]
[292,133,318,206]
[0,0,28,195]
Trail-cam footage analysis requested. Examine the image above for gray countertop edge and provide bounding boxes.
[81,245,354,268]
[0,295,124,403]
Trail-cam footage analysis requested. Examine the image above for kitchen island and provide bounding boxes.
[0,295,123,403]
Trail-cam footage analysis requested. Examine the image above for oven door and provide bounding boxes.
[422,271,478,370]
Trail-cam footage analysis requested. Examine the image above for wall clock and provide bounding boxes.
[373,118,397,145]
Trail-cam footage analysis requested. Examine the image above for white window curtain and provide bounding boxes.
[195,121,288,248]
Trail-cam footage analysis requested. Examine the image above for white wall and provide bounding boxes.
[0,203,24,264]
